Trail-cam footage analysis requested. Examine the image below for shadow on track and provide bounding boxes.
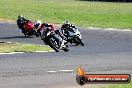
[68,44,84,47]
[0,36,34,39]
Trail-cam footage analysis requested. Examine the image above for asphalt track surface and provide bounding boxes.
[0,22,132,88]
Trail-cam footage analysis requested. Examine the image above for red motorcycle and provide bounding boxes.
[23,21,39,37]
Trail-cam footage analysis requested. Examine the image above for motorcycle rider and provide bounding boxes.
[38,22,67,48]
[37,22,55,38]
[34,20,42,35]
[61,21,76,35]
[61,21,76,41]
[17,15,29,33]
[34,20,41,29]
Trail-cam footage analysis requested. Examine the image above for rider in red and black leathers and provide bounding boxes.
[38,23,67,47]
[37,23,56,37]
[37,23,58,44]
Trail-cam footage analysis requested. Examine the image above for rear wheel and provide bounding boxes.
[63,47,69,52]
[32,30,39,37]
[24,32,29,37]
[22,28,28,37]
[35,32,39,37]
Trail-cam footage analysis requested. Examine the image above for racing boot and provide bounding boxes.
[60,39,68,49]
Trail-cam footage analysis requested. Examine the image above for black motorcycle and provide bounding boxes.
[40,28,69,52]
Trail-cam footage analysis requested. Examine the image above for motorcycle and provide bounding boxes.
[64,27,84,46]
[40,27,69,52]
[23,21,39,37]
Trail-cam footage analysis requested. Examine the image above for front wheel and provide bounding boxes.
[80,40,84,46]
[76,36,84,46]
[48,38,59,52]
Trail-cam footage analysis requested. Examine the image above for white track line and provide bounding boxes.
[103,28,132,31]
[0,52,24,55]
[59,70,75,72]
[47,70,75,74]
[49,50,55,52]
[33,50,55,53]
[47,71,58,73]
[0,50,55,55]
[88,27,132,32]
[6,42,12,43]
[34,51,48,53]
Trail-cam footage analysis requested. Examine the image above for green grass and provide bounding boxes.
[0,0,132,28]
[0,42,52,53]
[102,82,132,88]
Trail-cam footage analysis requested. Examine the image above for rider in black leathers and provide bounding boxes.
[61,21,76,36]
[61,21,76,42]
[17,15,29,33]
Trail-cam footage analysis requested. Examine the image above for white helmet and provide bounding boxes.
[64,21,70,25]
[34,20,41,29]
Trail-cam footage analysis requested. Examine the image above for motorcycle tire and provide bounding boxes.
[76,36,84,46]
[33,30,39,37]
[24,32,29,37]
[48,38,59,52]
[35,32,39,37]
[63,47,69,52]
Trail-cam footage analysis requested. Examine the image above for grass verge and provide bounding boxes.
[0,0,132,29]
[101,82,132,88]
[0,42,52,53]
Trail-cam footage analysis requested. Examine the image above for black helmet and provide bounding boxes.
[18,15,23,19]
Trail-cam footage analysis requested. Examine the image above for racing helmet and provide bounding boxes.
[18,15,23,19]
[34,20,41,29]
[64,21,70,27]
[64,21,70,25]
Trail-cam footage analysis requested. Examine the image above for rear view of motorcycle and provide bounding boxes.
[23,21,39,37]
[17,15,39,37]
